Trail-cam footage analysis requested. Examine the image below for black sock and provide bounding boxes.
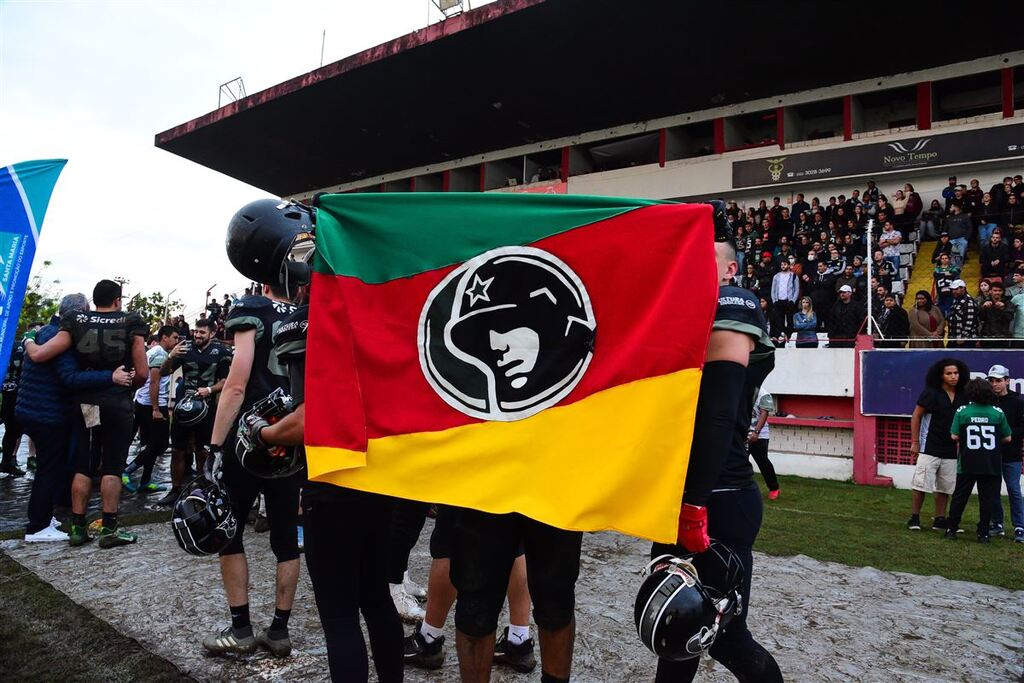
[270,607,291,633]
[541,673,570,683]
[230,603,250,631]
[102,512,117,530]
[72,513,86,528]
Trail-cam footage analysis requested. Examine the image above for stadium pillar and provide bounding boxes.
[776,107,785,150]
[442,170,451,191]
[713,118,725,155]
[842,96,853,141]
[560,146,570,182]
[852,334,893,487]
[658,128,666,167]
[916,82,932,131]
[1002,67,1014,119]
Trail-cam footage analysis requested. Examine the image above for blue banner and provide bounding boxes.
[860,349,1024,416]
[0,159,67,380]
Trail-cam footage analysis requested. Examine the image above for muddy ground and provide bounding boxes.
[2,518,1021,682]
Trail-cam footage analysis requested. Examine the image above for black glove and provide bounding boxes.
[239,411,271,448]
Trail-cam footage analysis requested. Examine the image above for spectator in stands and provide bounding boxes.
[930,232,953,265]
[864,179,879,208]
[841,232,864,261]
[875,293,909,348]
[907,357,968,532]
[909,291,946,348]
[769,196,784,225]
[947,279,979,348]
[222,294,232,318]
[828,285,865,348]
[949,186,966,213]
[1008,237,1024,273]
[1006,266,1024,300]
[872,284,891,315]
[810,211,826,236]
[933,252,959,315]
[205,297,222,323]
[903,183,923,223]
[825,244,846,274]
[755,252,775,291]
[891,189,907,222]
[755,199,768,226]
[975,192,1000,244]
[851,203,865,227]
[792,193,809,219]
[804,260,834,327]
[878,220,902,276]
[965,179,983,215]
[986,364,1024,543]
[759,295,786,347]
[810,196,822,215]
[833,264,857,298]
[942,204,972,266]
[1014,175,1024,201]
[981,231,1010,279]
[740,263,761,293]
[920,199,944,240]
[978,282,1016,347]
[974,279,992,308]
[793,296,818,348]
[771,259,800,339]
[942,176,959,210]
[872,249,896,292]
[1004,193,1024,235]
[990,176,1011,209]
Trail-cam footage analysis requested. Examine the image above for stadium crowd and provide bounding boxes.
[725,174,1024,348]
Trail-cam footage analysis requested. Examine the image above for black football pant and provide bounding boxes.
[651,486,782,683]
[126,402,169,486]
[386,499,430,584]
[302,487,402,682]
[748,439,779,492]
[23,420,71,534]
[946,473,1001,536]
[1,390,24,470]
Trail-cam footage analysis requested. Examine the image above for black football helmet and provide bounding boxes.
[170,478,237,556]
[173,391,208,427]
[226,199,316,295]
[235,388,302,479]
[634,541,744,661]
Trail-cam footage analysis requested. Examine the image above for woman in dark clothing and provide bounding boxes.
[759,295,786,347]
[875,293,910,348]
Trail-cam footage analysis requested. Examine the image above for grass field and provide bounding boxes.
[754,475,1024,590]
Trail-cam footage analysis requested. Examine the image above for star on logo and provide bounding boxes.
[464,274,494,306]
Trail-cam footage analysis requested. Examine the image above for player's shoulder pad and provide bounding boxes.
[229,295,272,313]
[955,404,968,413]
[714,285,764,327]
[993,405,1005,414]
[59,309,88,329]
[274,305,308,362]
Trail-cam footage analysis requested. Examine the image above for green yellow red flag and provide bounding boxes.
[305,193,717,542]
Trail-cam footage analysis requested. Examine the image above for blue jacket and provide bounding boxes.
[793,311,818,341]
[15,317,113,425]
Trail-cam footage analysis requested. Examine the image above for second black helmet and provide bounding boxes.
[226,199,315,290]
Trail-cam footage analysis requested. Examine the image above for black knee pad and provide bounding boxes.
[270,527,299,563]
[454,593,501,637]
[531,590,575,631]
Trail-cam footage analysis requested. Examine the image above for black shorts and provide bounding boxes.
[430,505,525,561]
[72,399,134,477]
[170,410,214,450]
[219,431,303,563]
[450,509,582,636]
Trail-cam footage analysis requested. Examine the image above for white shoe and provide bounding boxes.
[25,526,70,543]
[390,583,426,623]
[50,517,61,529]
[403,570,427,600]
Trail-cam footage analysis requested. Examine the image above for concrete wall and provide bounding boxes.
[763,348,855,398]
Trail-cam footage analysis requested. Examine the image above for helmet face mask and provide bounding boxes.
[235,388,302,479]
[171,478,237,556]
[635,542,744,661]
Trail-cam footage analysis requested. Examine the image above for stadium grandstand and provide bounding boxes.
[155,0,1024,491]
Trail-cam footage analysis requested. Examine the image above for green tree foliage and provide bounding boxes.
[18,261,60,334]
[126,291,183,328]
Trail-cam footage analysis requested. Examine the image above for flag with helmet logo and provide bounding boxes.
[305,193,717,542]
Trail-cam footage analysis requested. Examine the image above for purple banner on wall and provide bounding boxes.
[860,349,1024,417]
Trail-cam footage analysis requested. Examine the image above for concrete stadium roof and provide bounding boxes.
[155,0,1024,197]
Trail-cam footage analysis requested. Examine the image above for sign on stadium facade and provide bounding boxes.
[860,349,1024,416]
[732,122,1024,189]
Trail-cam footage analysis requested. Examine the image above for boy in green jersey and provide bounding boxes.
[945,379,1012,543]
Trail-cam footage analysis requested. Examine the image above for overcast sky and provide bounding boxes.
[1,0,493,317]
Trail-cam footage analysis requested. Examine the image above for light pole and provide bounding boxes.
[865,219,874,338]
[204,283,217,317]
[164,289,177,321]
